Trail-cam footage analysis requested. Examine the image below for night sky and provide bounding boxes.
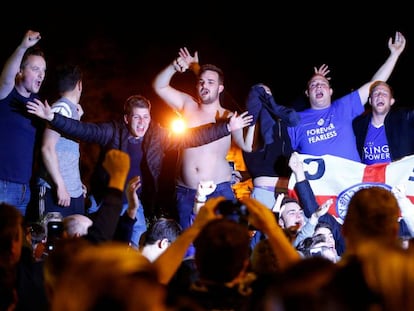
[2,5,413,119]
[1,4,412,184]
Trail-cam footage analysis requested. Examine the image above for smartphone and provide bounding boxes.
[46,221,64,252]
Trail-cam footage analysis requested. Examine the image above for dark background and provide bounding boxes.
[1,4,412,188]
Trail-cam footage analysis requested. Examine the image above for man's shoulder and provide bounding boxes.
[51,101,72,118]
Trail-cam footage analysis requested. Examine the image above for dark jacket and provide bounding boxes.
[353,108,414,162]
[243,84,300,179]
[49,114,231,219]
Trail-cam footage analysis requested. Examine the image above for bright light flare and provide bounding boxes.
[171,118,186,134]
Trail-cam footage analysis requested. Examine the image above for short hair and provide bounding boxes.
[123,95,151,115]
[306,73,331,90]
[20,46,45,70]
[142,218,182,246]
[314,221,333,234]
[199,64,224,85]
[55,64,82,94]
[194,218,250,283]
[279,196,300,216]
[369,80,394,98]
[251,238,280,275]
[49,242,160,311]
[343,187,399,242]
[63,214,92,238]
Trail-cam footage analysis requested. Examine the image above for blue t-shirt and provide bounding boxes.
[362,123,390,165]
[0,88,40,184]
[288,91,364,162]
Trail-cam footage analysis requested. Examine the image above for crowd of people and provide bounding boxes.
[1,28,414,310]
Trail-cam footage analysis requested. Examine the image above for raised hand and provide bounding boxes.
[126,176,141,219]
[314,198,333,218]
[314,64,331,80]
[272,193,285,213]
[103,149,130,192]
[22,30,41,49]
[388,31,406,55]
[178,47,199,67]
[228,111,253,131]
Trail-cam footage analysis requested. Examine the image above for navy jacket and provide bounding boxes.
[243,84,300,179]
[49,114,231,219]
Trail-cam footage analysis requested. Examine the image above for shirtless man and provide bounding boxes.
[153,47,252,231]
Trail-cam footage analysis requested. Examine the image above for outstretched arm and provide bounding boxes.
[152,47,198,112]
[0,30,41,99]
[357,31,406,104]
[87,150,130,243]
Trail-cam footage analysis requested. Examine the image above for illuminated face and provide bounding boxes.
[314,226,335,249]
[279,202,305,230]
[197,70,223,105]
[369,84,394,115]
[124,107,151,139]
[19,55,46,96]
[306,75,332,110]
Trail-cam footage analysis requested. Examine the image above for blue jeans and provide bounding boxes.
[176,181,236,230]
[120,202,147,248]
[0,179,30,215]
[88,195,147,248]
[250,186,285,250]
[176,182,235,258]
[43,187,85,218]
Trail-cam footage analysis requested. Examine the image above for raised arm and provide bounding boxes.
[87,150,130,243]
[27,98,113,145]
[152,47,198,112]
[0,30,41,99]
[357,31,406,104]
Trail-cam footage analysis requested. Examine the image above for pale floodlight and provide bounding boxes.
[171,118,186,134]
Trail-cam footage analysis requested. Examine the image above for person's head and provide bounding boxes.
[55,64,83,97]
[63,214,93,238]
[278,197,305,231]
[368,80,395,116]
[342,186,400,249]
[0,203,24,266]
[139,218,182,262]
[251,238,280,275]
[43,238,90,302]
[194,218,250,284]
[16,46,46,96]
[197,64,224,105]
[305,73,333,110]
[314,221,335,249]
[310,234,339,263]
[49,241,166,311]
[123,95,151,139]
